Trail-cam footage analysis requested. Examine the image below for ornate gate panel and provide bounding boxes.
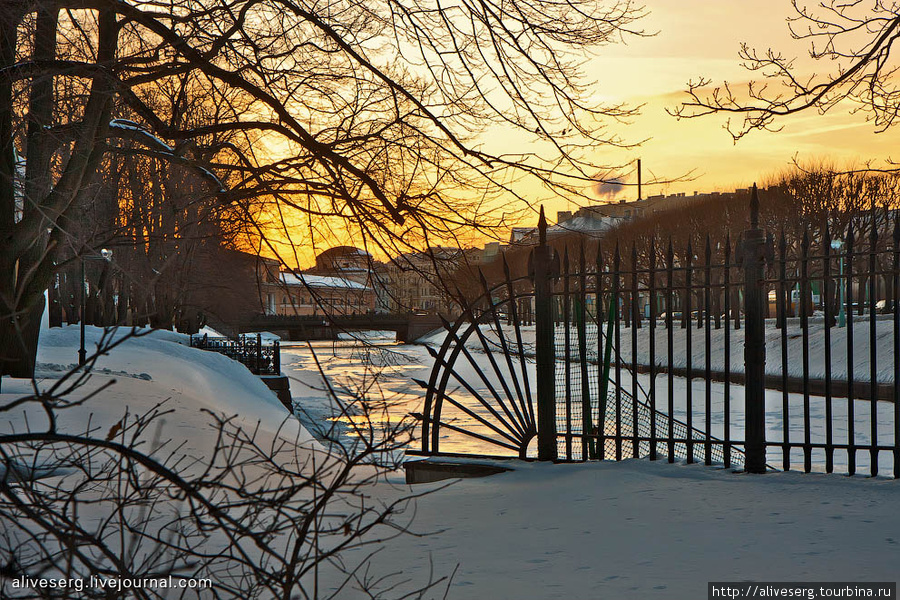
[414,206,744,468]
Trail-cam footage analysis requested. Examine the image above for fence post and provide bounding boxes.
[742,184,767,473]
[256,332,262,373]
[530,206,558,461]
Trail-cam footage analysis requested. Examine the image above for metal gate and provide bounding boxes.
[414,187,900,477]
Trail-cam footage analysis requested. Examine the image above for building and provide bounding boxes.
[575,189,752,222]
[277,272,375,316]
[506,189,756,246]
[378,247,472,316]
[181,246,282,333]
[548,213,621,238]
[308,245,374,284]
[510,227,538,244]
[278,245,384,315]
[509,211,622,245]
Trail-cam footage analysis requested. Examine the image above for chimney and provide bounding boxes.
[637,158,642,201]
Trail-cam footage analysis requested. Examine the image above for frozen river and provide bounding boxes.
[279,331,897,477]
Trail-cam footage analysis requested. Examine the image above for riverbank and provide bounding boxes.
[422,318,898,385]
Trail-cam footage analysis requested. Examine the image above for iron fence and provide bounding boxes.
[417,189,899,477]
[763,216,900,477]
[189,333,281,376]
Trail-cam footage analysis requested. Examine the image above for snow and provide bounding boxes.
[367,459,900,600]
[416,321,900,473]
[0,324,340,598]
[421,318,898,383]
[196,325,226,337]
[605,317,897,383]
[4,319,898,598]
[4,323,315,462]
[281,335,898,475]
[196,165,227,193]
[107,120,226,193]
[108,119,174,153]
[12,145,24,222]
[240,330,282,342]
[276,338,899,600]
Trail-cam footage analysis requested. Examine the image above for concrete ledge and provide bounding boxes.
[403,459,512,484]
[625,363,895,402]
[259,374,292,411]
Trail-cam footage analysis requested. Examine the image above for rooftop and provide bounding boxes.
[280,272,369,290]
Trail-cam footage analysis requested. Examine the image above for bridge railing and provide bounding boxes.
[189,333,281,376]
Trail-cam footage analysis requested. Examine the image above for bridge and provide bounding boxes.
[237,312,445,343]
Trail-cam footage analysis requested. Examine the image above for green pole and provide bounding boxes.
[594,293,616,458]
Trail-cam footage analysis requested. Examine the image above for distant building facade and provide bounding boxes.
[575,189,752,222]
[507,189,755,246]
[308,245,374,284]
[378,247,472,316]
[277,272,375,316]
[181,246,281,332]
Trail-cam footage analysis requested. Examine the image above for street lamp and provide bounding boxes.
[79,249,114,366]
[830,239,845,328]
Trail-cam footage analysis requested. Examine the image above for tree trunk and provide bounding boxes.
[0,296,45,378]
[0,4,30,378]
[116,279,129,325]
[2,5,117,377]
[6,3,60,376]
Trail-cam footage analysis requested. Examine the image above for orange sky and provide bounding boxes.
[272,2,900,266]
[543,1,900,212]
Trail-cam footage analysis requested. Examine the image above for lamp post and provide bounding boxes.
[79,248,113,366]
[830,239,845,328]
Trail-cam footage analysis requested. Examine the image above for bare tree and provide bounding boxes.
[672,2,900,142]
[0,329,449,599]
[1,0,649,377]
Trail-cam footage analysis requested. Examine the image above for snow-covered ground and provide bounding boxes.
[3,324,898,599]
[371,459,900,600]
[21,324,311,452]
[1,324,329,598]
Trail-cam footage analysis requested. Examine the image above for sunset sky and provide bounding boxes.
[564,1,898,205]
[274,2,900,266]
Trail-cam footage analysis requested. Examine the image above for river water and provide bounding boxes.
[278,331,897,476]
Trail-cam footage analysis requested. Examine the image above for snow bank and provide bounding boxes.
[31,325,309,444]
[1,323,317,472]
[9,322,895,600]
